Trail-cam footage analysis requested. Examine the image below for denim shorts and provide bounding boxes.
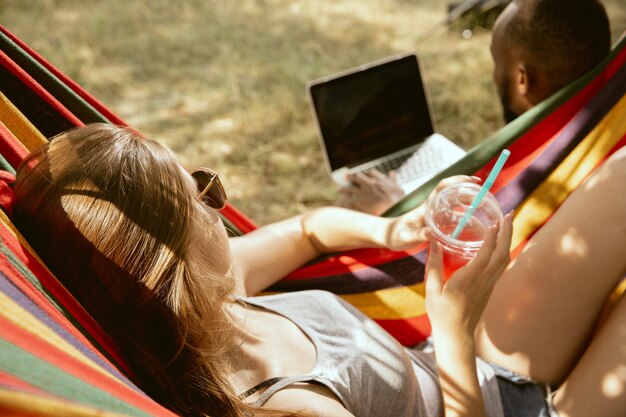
[492,363,559,417]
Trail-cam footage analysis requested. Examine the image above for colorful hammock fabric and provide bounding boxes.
[0,23,625,416]
[273,32,626,345]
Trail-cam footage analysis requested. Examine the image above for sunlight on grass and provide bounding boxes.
[2,0,624,224]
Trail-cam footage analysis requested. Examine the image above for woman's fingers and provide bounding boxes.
[501,211,514,249]
[426,238,444,296]
[479,211,514,283]
[384,204,431,250]
[455,211,514,288]
[452,221,500,281]
[493,211,513,267]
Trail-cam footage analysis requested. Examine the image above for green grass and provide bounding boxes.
[3,0,625,224]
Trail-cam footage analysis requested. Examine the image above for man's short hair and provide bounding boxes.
[505,0,611,91]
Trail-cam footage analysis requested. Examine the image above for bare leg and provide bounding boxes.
[475,146,626,385]
[552,291,626,417]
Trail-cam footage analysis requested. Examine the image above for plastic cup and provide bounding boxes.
[425,182,503,281]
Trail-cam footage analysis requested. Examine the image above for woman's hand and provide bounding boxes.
[425,211,514,338]
[383,175,482,251]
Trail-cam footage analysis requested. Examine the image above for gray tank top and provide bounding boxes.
[240,290,505,417]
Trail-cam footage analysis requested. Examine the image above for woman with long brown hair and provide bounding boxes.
[12,123,626,417]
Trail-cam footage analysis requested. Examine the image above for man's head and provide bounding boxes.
[491,0,611,122]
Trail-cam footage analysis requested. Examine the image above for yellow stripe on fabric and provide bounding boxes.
[339,282,426,320]
[0,292,122,387]
[0,91,47,151]
[263,283,426,320]
[610,279,626,305]
[0,119,29,157]
[0,388,133,417]
[511,94,626,249]
[0,209,19,238]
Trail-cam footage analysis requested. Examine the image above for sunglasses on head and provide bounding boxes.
[191,168,227,210]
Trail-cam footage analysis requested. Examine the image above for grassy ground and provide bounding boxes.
[3,0,625,224]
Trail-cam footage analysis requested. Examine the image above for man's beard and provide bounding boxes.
[499,81,519,124]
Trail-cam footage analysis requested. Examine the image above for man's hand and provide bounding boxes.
[335,170,405,215]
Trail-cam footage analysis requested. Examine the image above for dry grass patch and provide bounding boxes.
[3,0,624,224]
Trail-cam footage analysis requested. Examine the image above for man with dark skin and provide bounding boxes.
[337,0,611,215]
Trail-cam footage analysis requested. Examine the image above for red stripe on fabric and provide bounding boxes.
[220,204,257,233]
[0,171,15,217]
[0,50,82,127]
[0,316,174,416]
[0,25,127,127]
[479,120,569,187]
[285,244,427,280]
[0,124,28,169]
[604,133,626,160]
[489,131,561,196]
[375,315,431,347]
[0,371,48,395]
[0,224,132,377]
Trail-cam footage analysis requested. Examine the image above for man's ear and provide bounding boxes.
[515,63,535,97]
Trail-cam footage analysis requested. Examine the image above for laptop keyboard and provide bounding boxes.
[377,152,414,174]
[357,142,448,183]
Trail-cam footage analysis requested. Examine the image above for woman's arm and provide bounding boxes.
[229,206,429,296]
[230,175,480,296]
[426,213,513,417]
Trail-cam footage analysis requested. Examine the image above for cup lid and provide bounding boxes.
[425,182,503,249]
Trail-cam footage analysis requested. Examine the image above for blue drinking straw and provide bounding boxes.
[450,149,511,239]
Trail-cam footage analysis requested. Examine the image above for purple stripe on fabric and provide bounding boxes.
[496,64,626,213]
[272,249,428,294]
[0,272,138,391]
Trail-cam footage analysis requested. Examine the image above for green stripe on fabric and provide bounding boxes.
[0,154,14,174]
[384,33,626,217]
[0,339,151,417]
[0,31,111,125]
[0,238,121,372]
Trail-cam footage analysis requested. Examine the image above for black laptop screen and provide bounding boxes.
[309,55,435,171]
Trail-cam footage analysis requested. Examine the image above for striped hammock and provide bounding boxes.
[0,23,625,416]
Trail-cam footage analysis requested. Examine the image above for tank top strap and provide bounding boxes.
[241,375,320,407]
[238,377,286,400]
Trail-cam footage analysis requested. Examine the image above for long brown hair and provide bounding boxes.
[12,124,311,417]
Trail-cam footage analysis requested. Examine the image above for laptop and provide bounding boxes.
[307,53,466,193]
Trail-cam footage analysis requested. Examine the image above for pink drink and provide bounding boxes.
[425,182,502,282]
[437,219,487,281]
